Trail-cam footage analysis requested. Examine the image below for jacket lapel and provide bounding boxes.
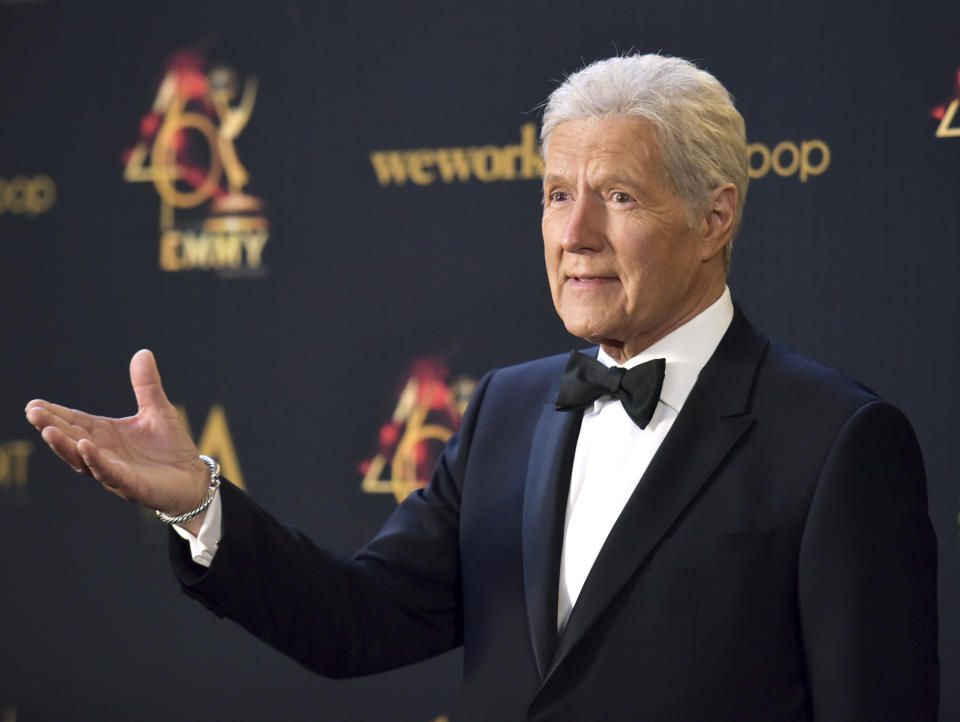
[541,309,769,683]
[522,403,582,679]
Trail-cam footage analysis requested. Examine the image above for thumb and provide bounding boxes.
[130,349,170,411]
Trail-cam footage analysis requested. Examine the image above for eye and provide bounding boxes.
[611,191,634,203]
[547,190,569,204]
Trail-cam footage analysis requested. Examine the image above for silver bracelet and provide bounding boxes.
[155,455,221,526]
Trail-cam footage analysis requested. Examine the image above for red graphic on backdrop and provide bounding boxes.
[360,358,476,504]
[931,69,960,138]
[124,52,228,200]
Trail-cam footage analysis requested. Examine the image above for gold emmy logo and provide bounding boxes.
[361,359,475,504]
[932,69,960,138]
[123,50,268,274]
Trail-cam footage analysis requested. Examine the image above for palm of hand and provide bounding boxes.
[25,350,208,515]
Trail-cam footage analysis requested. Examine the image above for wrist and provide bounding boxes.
[155,455,221,527]
[179,508,208,537]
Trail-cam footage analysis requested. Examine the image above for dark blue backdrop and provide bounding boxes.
[2,1,957,720]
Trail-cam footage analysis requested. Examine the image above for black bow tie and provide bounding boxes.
[555,351,665,429]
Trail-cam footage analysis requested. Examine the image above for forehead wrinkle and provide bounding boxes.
[547,121,663,193]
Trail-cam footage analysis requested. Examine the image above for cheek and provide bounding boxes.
[542,243,558,276]
[542,211,566,246]
[617,234,674,286]
[541,227,555,252]
[615,255,652,299]
[542,244,562,302]
[542,229,562,271]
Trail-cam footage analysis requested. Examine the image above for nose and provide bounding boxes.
[561,194,605,252]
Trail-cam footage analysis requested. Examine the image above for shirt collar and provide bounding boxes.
[595,286,734,414]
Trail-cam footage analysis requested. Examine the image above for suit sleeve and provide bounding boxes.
[169,369,497,678]
[798,400,939,721]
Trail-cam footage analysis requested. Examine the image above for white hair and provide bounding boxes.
[541,54,749,264]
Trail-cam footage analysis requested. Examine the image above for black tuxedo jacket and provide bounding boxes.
[173,309,938,721]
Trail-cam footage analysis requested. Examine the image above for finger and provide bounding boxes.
[25,399,101,431]
[26,404,93,444]
[27,403,71,434]
[40,425,92,474]
[130,349,171,412]
[25,402,50,433]
[77,438,129,494]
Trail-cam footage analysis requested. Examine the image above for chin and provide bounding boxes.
[562,320,609,344]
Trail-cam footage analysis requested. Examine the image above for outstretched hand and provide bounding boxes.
[25,350,210,529]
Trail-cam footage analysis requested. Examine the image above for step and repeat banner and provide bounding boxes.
[2,1,957,720]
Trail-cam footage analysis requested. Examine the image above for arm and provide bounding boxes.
[798,400,939,721]
[170,369,496,678]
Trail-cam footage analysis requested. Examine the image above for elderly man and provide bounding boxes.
[26,54,938,721]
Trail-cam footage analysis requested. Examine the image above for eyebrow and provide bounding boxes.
[596,174,644,189]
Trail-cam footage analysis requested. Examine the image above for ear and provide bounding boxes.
[699,184,738,263]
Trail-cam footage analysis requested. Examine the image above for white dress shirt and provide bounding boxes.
[177,287,736,619]
[172,485,222,567]
[557,287,733,631]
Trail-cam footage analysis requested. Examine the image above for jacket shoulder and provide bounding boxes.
[713,308,888,425]
[482,350,574,400]
[757,338,881,414]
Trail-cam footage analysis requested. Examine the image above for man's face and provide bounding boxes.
[542,116,724,360]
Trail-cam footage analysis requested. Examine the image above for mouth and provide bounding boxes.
[566,274,618,287]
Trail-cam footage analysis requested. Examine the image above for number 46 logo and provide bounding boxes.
[931,69,960,138]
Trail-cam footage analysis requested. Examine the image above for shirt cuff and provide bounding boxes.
[171,489,223,568]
